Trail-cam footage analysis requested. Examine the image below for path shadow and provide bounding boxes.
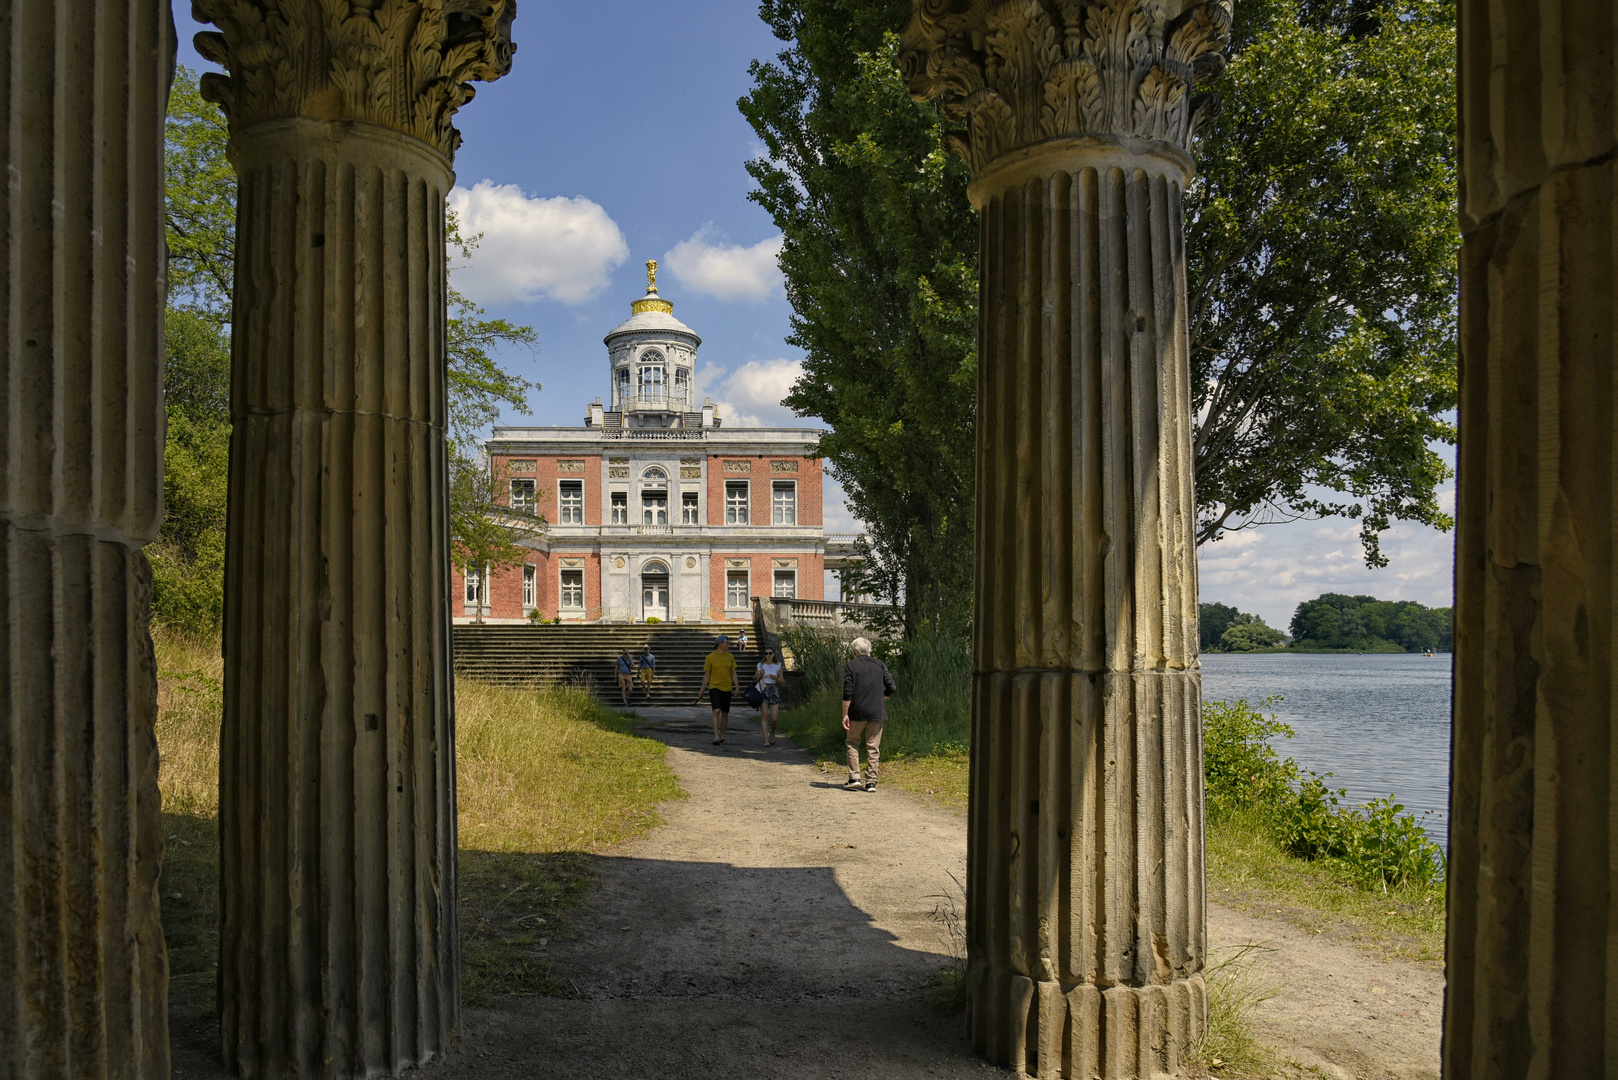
[170,854,998,1079]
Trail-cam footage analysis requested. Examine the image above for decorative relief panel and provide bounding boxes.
[614,557,626,569]
[609,467,630,479]
[685,557,697,569]
[680,457,701,465]
[726,558,750,569]
[560,558,585,569]
[770,460,798,473]
[609,457,629,464]
[557,460,585,473]
[680,467,701,479]
[773,558,799,569]
[723,461,751,475]
[507,459,536,473]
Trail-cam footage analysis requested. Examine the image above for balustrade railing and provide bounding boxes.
[600,427,706,441]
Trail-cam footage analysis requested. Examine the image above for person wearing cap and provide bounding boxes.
[694,634,741,745]
[637,642,657,692]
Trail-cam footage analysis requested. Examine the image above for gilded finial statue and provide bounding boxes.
[646,259,658,293]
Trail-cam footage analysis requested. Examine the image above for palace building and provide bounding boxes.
[452,262,833,623]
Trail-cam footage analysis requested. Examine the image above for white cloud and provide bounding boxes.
[663,226,784,302]
[1198,516,1456,631]
[447,181,628,306]
[701,357,804,428]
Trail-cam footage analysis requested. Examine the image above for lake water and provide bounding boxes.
[1199,652,1453,846]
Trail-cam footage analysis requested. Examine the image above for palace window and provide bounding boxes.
[639,366,665,397]
[773,570,797,599]
[642,493,668,526]
[610,491,628,524]
[509,478,536,515]
[725,481,750,524]
[682,491,700,525]
[559,481,584,524]
[617,367,630,395]
[463,564,485,606]
[726,570,749,609]
[522,564,536,608]
[771,481,796,525]
[559,569,584,610]
[643,465,667,480]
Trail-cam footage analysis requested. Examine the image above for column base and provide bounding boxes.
[969,961,1206,1079]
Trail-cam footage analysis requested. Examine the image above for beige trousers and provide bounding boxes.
[845,720,883,782]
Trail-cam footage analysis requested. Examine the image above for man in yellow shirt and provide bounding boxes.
[694,634,742,745]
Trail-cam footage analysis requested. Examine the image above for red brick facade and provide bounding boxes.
[457,449,825,622]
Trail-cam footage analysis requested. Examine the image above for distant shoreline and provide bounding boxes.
[1200,647,1454,656]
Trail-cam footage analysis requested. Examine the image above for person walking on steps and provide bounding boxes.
[755,645,786,746]
[616,647,636,708]
[842,636,895,791]
[737,629,749,656]
[638,642,657,693]
[695,634,741,745]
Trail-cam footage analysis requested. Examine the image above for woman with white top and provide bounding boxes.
[755,646,786,746]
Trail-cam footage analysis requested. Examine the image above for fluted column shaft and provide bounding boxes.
[0,0,173,1075]
[217,120,458,1077]
[1446,2,1618,1075]
[900,2,1229,1075]
[968,142,1204,1079]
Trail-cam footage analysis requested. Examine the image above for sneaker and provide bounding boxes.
[845,777,862,788]
[865,780,877,792]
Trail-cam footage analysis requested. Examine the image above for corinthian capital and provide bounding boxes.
[900,0,1232,178]
[192,0,517,157]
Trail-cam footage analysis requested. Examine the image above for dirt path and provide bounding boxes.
[170,707,1443,1078]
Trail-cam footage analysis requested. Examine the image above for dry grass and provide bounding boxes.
[152,631,684,1014]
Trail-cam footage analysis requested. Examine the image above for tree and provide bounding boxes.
[154,67,540,632]
[1289,592,1451,651]
[741,0,1458,630]
[741,0,977,639]
[1219,618,1286,652]
[1188,0,1458,566]
[1199,601,1242,651]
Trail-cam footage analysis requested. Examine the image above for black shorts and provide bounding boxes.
[709,689,733,712]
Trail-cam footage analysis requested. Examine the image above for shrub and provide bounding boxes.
[1203,696,1445,890]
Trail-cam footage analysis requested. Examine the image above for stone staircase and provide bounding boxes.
[451,624,762,707]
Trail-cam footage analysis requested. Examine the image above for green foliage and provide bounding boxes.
[1199,602,1241,650]
[1190,0,1458,565]
[1219,619,1286,652]
[1200,602,1287,652]
[165,67,236,316]
[742,6,976,638]
[1203,697,1300,819]
[1203,697,1445,890]
[745,0,1458,623]
[1289,592,1452,652]
[154,69,540,630]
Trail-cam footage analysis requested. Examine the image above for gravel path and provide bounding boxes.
[172,706,1444,1078]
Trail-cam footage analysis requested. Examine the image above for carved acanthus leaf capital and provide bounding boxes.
[192,0,516,158]
[900,0,1232,178]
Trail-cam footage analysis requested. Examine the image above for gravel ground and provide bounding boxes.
[171,706,1443,1079]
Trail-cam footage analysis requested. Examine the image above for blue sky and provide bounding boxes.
[174,0,1457,629]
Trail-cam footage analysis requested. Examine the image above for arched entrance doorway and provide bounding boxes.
[641,560,671,622]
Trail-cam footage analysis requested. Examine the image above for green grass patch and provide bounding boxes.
[153,631,684,1018]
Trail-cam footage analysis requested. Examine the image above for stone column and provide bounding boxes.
[0,0,173,1075]
[901,3,1230,1076]
[1446,2,1618,1075]
[187,2,513,1075]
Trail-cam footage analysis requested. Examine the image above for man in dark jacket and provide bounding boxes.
[842,636,896,791]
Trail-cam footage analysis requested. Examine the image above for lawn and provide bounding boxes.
[153,631,684,1016]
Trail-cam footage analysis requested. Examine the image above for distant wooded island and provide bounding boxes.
[1200,594,1453,654]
